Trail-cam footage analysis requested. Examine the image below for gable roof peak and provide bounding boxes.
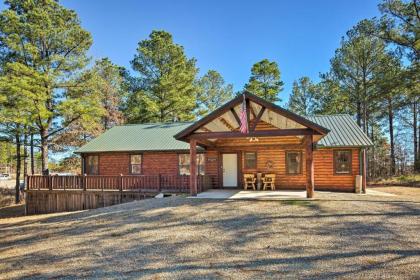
[174,91,330,140]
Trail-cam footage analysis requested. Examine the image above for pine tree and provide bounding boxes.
[196,70,233,116]
[374,52,405,175]
[0,0,97,174]
[245,59,284,102]
[376,0,420,171]
[287,77,316,115]
[329,20,386,133]
[128,30,198,123]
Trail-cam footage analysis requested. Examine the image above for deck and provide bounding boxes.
[25,174,214,214]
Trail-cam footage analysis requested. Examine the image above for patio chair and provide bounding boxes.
[262,174,276,191]
[243,174,256,190]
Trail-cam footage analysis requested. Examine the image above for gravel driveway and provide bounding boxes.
[0,193,419,279]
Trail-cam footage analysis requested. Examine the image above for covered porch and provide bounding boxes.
[174,92,333,198]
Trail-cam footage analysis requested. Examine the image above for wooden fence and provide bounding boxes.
[26,174,214,214]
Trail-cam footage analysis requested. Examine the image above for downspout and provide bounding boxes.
[358,148,367,194]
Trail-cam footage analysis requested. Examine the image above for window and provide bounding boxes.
[286,151,302,175]
[244,152,257,169]
[85,155,99,175]
[130,154,142,174]
[334,150,352,174]
[178,154,205,175]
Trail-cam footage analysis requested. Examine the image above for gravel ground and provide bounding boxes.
[0,192,419,279]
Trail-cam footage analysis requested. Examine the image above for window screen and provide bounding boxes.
[334,150,351,174]
[244,152,257,169]
[286,151,302,174]
[85,155,99,175]
[130,154,142,174]
[179,154,205,175]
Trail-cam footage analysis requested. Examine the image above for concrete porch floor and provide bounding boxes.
[191,189,308,200]
[189,188,396,200]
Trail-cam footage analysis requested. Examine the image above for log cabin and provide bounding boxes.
[75,91,372,198]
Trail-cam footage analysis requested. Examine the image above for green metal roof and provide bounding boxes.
[308,114,373,148]
[75,115,372,154]
[75,123,195,153]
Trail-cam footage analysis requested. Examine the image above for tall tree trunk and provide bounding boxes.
[15,130,21,204]
[40,128,49,175]
[356,101,362,127]
[370,126,375,178]
[30,132,35,174]
[388,98,396,175]
[362,73,368,134]
[414,101,419,172]
[363,104,368,134]
[23,131,28,178]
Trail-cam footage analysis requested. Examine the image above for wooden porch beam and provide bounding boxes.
[219,117,235,131]
[249,103,257,118]
[250,106,266,131]
[189,139,197,196]
[190,129,316,139]
[212,143,305,151]
[230,108,241,127]
[196,139,215,148]
[305,135,314,198]
[201,126,212,132]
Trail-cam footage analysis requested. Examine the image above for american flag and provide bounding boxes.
[240,94,248,134]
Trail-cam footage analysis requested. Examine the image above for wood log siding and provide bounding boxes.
[79,147,360,192]
[313,149,360,191]
[205,147,360,191]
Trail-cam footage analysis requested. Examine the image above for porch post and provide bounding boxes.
[305,134,314,198]
[362,148,367,194]
[189,139,197,196]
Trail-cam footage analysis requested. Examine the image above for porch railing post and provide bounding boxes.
[119,174,123,203]
[49,175,53,191]
[305,134,314,198]
[82,174,87,191]
[189,139,197,196]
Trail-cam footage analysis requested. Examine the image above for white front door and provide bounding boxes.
[222,153,238,187]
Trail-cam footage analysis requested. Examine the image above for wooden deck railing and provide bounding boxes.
[26,174,215,193]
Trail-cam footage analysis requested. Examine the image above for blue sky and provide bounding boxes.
[3,0,381,105]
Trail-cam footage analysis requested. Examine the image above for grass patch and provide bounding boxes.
[372,174,420,187]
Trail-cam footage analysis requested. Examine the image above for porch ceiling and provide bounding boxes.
[174,91,330,146]
[196,101,306,136]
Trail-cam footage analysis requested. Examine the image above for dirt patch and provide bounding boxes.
[0,187,25,218]
[0,187,15,208]
[0,204,25,219]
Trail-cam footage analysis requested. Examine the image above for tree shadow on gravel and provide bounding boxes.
[0,197,419,279]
